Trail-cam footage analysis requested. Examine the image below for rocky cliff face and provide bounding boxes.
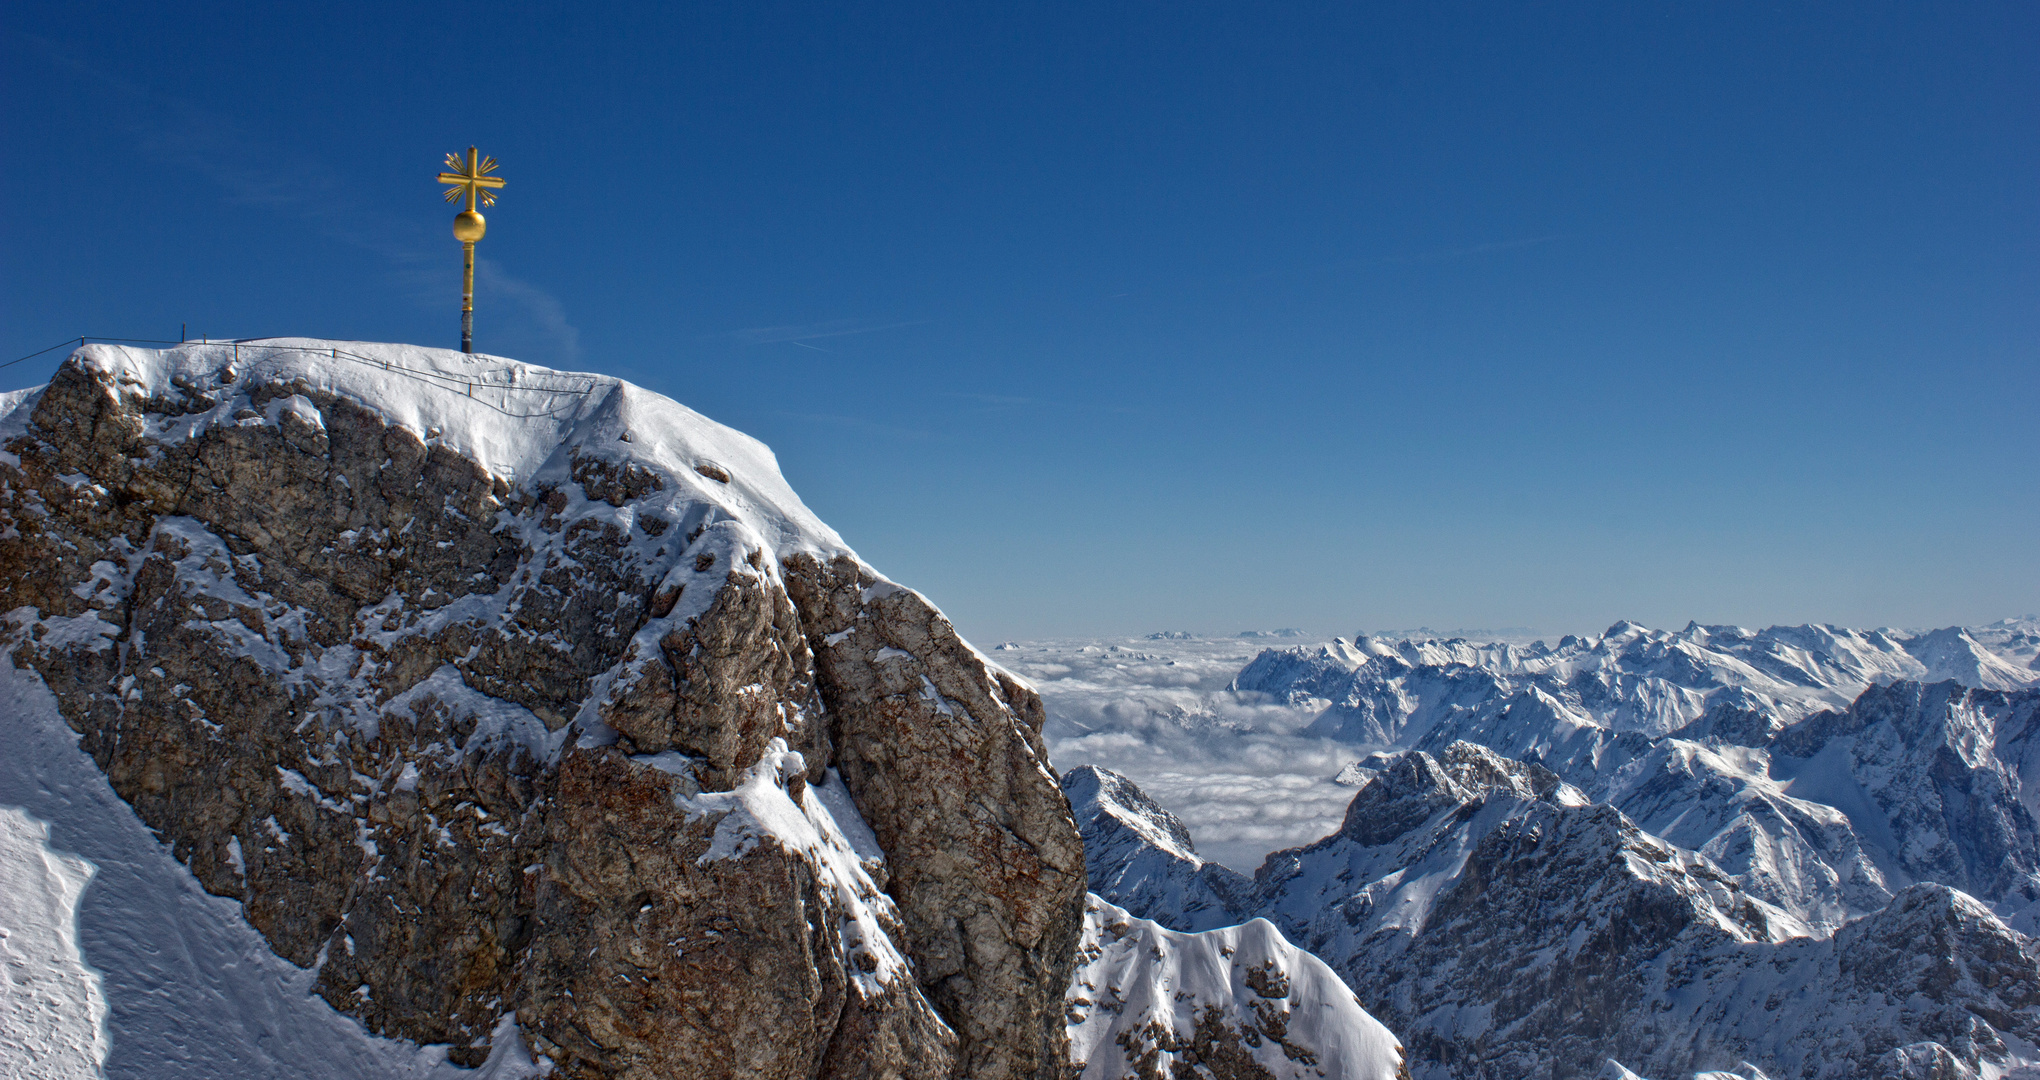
[0,340,1085,1079]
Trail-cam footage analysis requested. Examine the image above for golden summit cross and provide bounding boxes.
[437,147,506,353]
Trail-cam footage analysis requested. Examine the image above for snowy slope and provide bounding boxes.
[1066,895,1405,1080]
[0,806,103,1080]
[1595,737,1891,932]
[1905,625,2039,692]
[1973,617,2040,679]
[0,658,543,1079]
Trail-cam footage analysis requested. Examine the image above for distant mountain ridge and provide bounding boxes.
[1233,619,2038,746]
[1229,620,2040,931]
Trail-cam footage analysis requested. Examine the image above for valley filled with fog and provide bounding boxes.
[1009,632,1378,871]
[1017,618,2040,875]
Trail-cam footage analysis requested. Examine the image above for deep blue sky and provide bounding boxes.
[4,2,2035,641]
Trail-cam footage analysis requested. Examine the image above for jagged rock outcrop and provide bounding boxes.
[783,553,1088,1080]
[1060,765,1255,932]
[0,340,1085,1079]
[1769,680,2040,913]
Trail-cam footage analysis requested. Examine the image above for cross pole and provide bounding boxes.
[437,147,506,353]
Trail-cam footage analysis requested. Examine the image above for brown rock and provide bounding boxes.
[0,346,1083,1079]
[784,553,1088,1080]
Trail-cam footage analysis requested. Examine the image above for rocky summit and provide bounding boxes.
[0,339,1099,1079]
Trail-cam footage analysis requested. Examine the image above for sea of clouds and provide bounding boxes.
[989,632,1387,872]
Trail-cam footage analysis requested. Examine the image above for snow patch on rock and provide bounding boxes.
[677,742,914,996]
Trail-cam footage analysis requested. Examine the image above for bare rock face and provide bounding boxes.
[784,552,1089,1080]
[0,341,1083,1079]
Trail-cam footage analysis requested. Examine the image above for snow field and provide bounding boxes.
[0,807,105,1080]
[0,661,545,1079]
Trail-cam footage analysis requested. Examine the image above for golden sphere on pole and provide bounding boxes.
[453,210,487,242]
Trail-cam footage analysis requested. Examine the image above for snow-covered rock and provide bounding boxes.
[1600,883,2040,1080]
[0,339,1085,1079]
[1770,680,2040,914]
[1598,737,1888,933]
[1065,894,1405,1080]
[1061,765,1256,932]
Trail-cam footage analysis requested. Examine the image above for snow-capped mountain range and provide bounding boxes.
[1235,619,2039,745]
[1231,621,2040,932]
[1072,732,2040,1079]
[1057,620,2040,1078]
